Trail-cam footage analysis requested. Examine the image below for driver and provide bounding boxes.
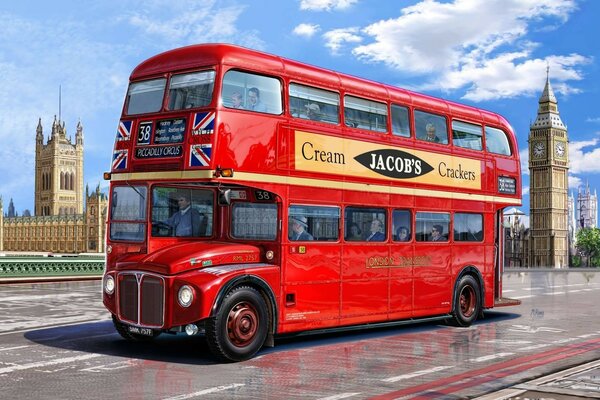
[165,193,203,237]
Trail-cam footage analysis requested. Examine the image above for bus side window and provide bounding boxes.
[391,104,410,137]
[416,212,449,242]
[344,206,386,242]
[221,70,282,115]
[289,83,340,124]
[415,110,448,144]
[289,205,340,241]
[452,120,482,151]
[485,126,512,155]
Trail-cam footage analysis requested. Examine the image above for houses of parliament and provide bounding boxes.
[0,117,107,253]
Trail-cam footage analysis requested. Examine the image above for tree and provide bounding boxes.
[576,228,600,268]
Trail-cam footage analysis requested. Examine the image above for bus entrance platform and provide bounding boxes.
[476,359,600,399]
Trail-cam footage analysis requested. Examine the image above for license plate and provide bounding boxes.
[127,325,154,336]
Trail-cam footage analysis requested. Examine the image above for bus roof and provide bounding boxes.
[130,43,510,129]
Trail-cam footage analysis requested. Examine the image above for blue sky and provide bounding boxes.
[1,0,599,218]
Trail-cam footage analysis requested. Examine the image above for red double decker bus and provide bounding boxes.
[102,43,521,361]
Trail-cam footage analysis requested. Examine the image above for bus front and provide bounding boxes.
[102,46,281,362]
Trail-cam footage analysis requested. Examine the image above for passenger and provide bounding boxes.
[231,92,244,109]
[396,226,410,242]
[346,222,362,241]
[247,87,267,112]
[430,224,445,241]
[422,123,440,143]
[289,216,313,241]
[165,193,203,237]
[366,219,385,242]
[305,103,321,121]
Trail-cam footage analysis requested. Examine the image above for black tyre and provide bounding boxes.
[450,275,481,327]
[112,314,161,341]
[205,286,269,362]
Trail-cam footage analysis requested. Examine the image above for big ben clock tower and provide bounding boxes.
[528,68,569,268]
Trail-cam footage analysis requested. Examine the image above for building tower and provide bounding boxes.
[34,117,84,216]
[576,182,598,230]
[85,184,108,253]
[528,68,569,268]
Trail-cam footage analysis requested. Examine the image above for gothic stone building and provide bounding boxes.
[0,118,107,253]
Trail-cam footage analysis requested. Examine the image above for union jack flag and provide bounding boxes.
[117,120,132,141]
[112,149,128,170]
[191,112,215,135]
[190,144,212,167]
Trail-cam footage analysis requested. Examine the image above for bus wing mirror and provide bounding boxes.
[219,189,231,205]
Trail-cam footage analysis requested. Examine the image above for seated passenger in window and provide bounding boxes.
[165,193,204,237]
[289,216,313,241]
[231,92,244,109]
[305,103,321,121]
[420,123,440,143]
[396,226,410,242]
[430,224,445,242]
[366,219,385,242]
[346,222,362,241]
[247,87,267,112]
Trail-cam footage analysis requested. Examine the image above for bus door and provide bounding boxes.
[341,207,390,323]
[281,204,342,330]
[412,211,452,316]
[389,209,414,320]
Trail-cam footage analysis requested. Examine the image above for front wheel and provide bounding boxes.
[205,286,269,362]
[450,275,481,327]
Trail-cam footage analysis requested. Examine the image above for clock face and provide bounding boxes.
[555,141,565,157]
[533,142,545,158]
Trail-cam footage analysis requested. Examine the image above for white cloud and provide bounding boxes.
[522,186,530,196]
[293,23,321,38]
[323,27,362,55]
[569,138,600,174]
[300,0,358,11]
[349,0,585,101]
[126,1,263,49]
[569,175,582,189]
[586,117,600,123]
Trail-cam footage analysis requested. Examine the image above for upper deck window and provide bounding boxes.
[485,126,512,156]
[452,120,482,151]
[126,78,166,115]
[344,96,388,133]
[391,104,410,138]
[222,70,282,115]
[415,110,448,144]
[289,83,339,124]
[168,70,215,110]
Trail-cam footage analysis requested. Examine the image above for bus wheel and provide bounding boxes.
[112,314,161,341]
[206,286,268,362]
[451,275,481,327]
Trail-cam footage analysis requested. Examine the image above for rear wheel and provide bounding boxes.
[450,275,481,327]
[112,315,161,341]
[205,286,269,362]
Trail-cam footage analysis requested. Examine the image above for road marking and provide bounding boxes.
[0,345,31,352]
[81,360,140,373]
[468,353,515,363]
[382,365,453,383]
[162,384,245,400]
[512,295,534,299]
[0,353,101,375]
[317,393,361,400]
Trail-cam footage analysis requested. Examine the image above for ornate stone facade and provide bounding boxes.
[0,119,107,253]
[528,70,569,268]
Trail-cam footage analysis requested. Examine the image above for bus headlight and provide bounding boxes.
[178,285,194,308]
[104,275,115,295]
